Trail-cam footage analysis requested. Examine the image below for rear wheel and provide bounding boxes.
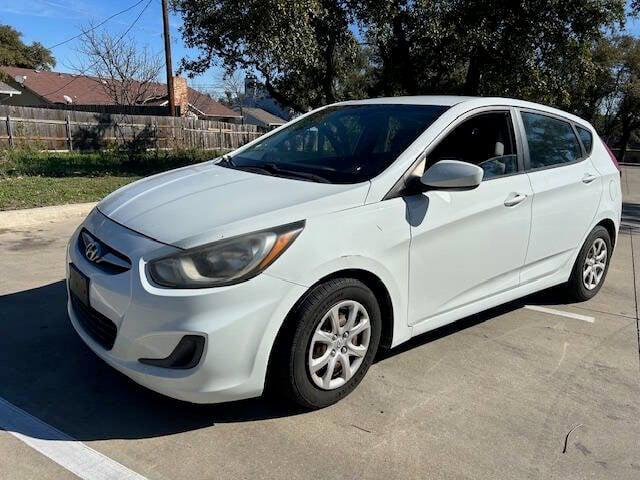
[272,278,381,409]
[567,226,612,301]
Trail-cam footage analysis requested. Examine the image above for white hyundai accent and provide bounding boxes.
[67,96,622,408]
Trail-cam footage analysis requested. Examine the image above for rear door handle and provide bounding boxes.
[582,173,598,184]
[504,192,527,207]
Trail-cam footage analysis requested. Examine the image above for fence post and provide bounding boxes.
[6,115,14,148]
[65,114,73,151]
[154,121,159,151]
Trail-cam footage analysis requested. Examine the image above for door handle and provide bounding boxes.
[504,193,527,207]
[582,173,598,184]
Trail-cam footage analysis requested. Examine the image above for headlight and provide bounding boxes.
[147,221,304,288]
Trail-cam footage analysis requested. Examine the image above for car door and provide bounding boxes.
[517,110,603,284]
[406,109,533,328]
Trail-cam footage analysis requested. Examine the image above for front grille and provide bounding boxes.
[71,294,117,350]
[78,229,131,274]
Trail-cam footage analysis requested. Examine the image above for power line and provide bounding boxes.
[42,0,154,98]
[47,0,148,50]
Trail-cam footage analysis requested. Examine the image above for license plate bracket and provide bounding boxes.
[69,264,90,307]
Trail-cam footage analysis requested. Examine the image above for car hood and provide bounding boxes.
[98,163,369,249]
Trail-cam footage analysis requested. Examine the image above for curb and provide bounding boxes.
[0,202,96,229]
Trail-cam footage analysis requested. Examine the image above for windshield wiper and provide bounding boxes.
[216,154,236,167]
[261,163,330,183]
[231,162,330,183]
[219,157,330,183]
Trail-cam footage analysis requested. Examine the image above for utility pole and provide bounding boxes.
[161,0,176,116]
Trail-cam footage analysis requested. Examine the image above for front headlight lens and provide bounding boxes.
[147,221,304,288]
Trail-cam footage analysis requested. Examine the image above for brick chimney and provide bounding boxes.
[172,76,189,116]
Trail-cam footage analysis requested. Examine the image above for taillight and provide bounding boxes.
[602,140,621,172]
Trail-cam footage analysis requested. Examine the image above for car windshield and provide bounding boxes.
[222,104,449,184]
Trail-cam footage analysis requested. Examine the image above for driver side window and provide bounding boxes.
[426,111,518,180]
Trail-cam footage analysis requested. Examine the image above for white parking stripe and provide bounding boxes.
[0,397,148,480]
[524,305,595,323]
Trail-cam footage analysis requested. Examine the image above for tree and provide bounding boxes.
[0,25,55,70]
[75,26,163,106]
[172,0,363,112]
[598,36,640,162]
[172,0,633,127]
[356,0,626,109]
[219,70,247,118]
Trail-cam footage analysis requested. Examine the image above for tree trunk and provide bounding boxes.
[322,42,337,105]
[618,121,632,163]
[390,11,415,95]
[464,50,483,96]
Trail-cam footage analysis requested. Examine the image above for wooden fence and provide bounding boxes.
[0,105,266,152]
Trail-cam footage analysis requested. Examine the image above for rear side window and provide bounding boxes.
[576,126,593,155]
[521,112,582,169]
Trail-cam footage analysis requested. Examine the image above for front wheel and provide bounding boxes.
[567,225,612,301]
[275,278,382,409]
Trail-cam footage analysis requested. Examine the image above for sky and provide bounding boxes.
[2,0,640,96]
[1,0,225,94]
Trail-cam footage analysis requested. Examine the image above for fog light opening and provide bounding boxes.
[139,335,205,369]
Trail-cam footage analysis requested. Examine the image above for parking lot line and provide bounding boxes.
[0,396,148,480]
[524,305,595,323]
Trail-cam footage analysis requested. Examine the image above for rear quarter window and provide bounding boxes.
[576,126,593,155]
[521,112,583,169]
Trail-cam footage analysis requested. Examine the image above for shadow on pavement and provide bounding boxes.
[622,202,640,230]
[0,281,307,441]
[377,285,570,361]
[0,279,576,441]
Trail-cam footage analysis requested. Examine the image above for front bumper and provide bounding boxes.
[67,209,306,403]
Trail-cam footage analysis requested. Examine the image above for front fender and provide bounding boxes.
[249,201,414,392]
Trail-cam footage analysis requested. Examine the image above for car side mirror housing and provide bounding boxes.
[420,160,484,190]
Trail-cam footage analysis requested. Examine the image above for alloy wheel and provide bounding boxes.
[307,300,371,390]
[583,238,607,290]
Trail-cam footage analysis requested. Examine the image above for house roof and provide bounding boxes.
[1,66,115,104]
[0,80,20,95]
[0,66,238,118]
[188,88,242,118]
[241,107,286,126]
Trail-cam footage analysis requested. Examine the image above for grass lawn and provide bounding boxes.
[0,176,140,210]
[0,149,222,211]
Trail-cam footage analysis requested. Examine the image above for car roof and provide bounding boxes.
[334,96,591,128]
[336,96,474,107]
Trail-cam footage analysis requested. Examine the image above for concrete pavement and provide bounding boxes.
[0,202,96,230]
[0,167,638,479]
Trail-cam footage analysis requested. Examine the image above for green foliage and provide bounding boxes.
[357,0,626,108]
[594,35,640,160]
[0,24,55,70]
[172,0,364,111]
[173,0,629,119]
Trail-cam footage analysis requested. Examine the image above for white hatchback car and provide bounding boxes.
[67,96,622,408]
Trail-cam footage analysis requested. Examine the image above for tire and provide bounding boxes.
[271,277,382,409]
[567,225,612,301]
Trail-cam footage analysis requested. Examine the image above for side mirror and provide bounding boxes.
[421,160,484,190]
